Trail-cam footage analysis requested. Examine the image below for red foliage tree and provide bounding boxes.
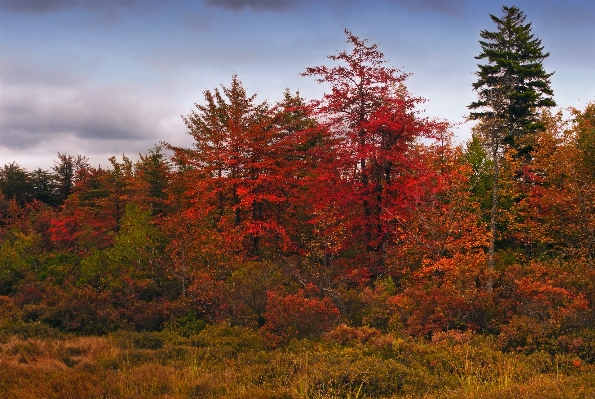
[167,76,319,264]
[303,29,447,275]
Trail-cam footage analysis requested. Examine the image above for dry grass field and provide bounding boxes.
[1,325,595,399]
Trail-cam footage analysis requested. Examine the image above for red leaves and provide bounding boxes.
[393,254,494,336]
[303,29,450,274]
[167,77,317,262]
[260,284,340,346]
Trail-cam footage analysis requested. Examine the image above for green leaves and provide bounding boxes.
[470,5,555,159]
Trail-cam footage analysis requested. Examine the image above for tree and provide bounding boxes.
[469,5,555,159]
[0,162,32,206]
[170,76,316,262]
[175,75,273,259]
[135,145,171,217]
[303,29,443,274]
[104,155,134,232]
[30,168,58,206]
[519,105,595,268]
[52,153,89,206]
[468,6,555,279]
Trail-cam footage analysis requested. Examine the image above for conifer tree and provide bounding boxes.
[469,5,555,159]
[469,5,555,281]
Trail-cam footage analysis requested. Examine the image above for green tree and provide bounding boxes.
[469,5,556,159]
[52,153,89,206]
[0,162,32,206]
[30,168,58,206]
[465,134,493,217]
[108,202,165,275]
[468,6,555,280]
[135,145,171,217]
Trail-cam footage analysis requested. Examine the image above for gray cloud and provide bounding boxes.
[205,0,300,12]
[529,1,595,27]
[0,85,162,150]
[0,0,150,22]
[0,0,78,14]
[179,12,212,30]
[0,52,173,152]
[0,50,86,87]
[386,0,465,15]
[204,0,465,14]
[3,0,468,17]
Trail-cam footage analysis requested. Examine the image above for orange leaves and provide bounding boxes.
[392,253,495,336]
[511,271,589,324]
[260,284,340,346]
[508,107,595,265]
[167,77,317,262]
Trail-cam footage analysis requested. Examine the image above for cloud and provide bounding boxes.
[204,0,465,14]
[1,60,190,174]
[0,52,173,152]
[528,0,595,27]
[386,0,465,15]
[0,85,162,149]
[179,12,212,30]
[0,0,78,14]
[0,50,86,87]
[0,0,151,22]
[0,79,187,169]
[205,0,300,12]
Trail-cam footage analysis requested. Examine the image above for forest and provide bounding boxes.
[1,6,595,399]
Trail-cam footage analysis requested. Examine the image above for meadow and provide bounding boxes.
[2,323,595,399]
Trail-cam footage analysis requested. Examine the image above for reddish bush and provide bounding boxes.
[186,271,227,323]
[128,299,172,331]
[260,283,340,346]
[498,262,592,330]
[325,323,382,345]
[391,253,496,336]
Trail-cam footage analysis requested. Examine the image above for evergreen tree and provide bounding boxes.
[469,5,555,159]
[0,163,32,206]
[52,153,90,206]
[30,168,58,206]
[469,6,555,283]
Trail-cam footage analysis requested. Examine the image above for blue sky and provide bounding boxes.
[1,0,594,170]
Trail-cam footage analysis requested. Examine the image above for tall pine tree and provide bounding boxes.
[469,5,555,159]
[469,6,555,282]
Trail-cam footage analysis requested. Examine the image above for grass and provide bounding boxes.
[0,325,594,398]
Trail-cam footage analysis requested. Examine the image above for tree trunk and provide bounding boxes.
[487,130,499,292]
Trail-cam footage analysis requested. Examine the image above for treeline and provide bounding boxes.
[1,22,594,357]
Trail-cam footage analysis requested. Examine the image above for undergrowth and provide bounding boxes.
[1,325,594,398]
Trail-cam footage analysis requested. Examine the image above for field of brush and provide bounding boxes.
[2,323,595,399]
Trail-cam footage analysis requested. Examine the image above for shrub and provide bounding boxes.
[325,323,382,345]
[392,254,496,336]
[260,283,340,346]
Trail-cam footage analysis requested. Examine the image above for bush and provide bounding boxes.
[393,254,497,336]
[260,284,340,346]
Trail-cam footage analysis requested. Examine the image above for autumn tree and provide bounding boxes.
[49,157,134,253]
[170,76,316,263]
[49,167,108,253]
[402,138,489,263]
[520,105,595,267]
[303,29,443,274]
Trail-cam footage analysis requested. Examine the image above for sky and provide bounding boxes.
[1,0,594,171]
